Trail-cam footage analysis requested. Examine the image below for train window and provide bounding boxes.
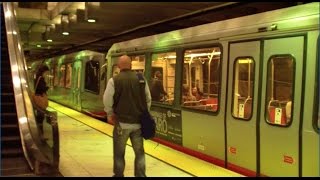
[65,63,72,88]
[150,52,176,105]
[111,55,145,76]
[85,60,100,94]
[182,47,221,112]
[266,55,294,126]
[131,55,145,73]
[112,64,119,77]
[232,57,255,120]
[59,64,66,87]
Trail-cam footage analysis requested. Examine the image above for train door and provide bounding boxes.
[226,41,260,176]
[72,60,82,111]
[301,31,319,176]
[260,36,304,176]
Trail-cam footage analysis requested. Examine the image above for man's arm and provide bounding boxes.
[103,78,115,123]
[144,80,152,111]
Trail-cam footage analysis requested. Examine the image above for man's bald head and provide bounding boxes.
[117,55,132,70]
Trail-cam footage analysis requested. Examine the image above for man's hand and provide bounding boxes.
[107,114,116,125]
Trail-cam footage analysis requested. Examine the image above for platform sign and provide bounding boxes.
[150,106,182,145]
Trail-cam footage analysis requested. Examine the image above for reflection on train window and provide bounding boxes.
[85,60,100,94]
[59,64,66,87]
[111,55,145,76]
[182,47,221,112]
[44,66,54,88]
[232,57,255,120]
[53,66,59,87]
[72,61,82,89]
[112,64,120,77]
[266,55,294,126]
[131,55,145,73]
[65,63,72,88]
[48,68,54,87]
[150,52,176,105]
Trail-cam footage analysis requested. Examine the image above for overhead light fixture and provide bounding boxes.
[61,14,70,36]
[47,39,53,42]
[84,2,97,23]
[36,44,41,48]
[87,19,96,23]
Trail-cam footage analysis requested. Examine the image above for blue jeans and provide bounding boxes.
[113,123,146,177]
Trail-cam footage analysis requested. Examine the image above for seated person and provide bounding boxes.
[182,84,196,103]
[285,101,292,123]
[191,86,203,101]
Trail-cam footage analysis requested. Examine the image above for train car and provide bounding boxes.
[105,3,319,177]
[28,50,108,120]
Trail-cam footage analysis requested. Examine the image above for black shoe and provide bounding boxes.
[112,174,124,177]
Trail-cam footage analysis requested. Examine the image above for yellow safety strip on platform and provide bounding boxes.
[49,101,244,177]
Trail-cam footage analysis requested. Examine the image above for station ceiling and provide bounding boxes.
[14,2,301,62]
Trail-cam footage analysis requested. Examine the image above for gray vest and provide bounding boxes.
[113,69,144,124]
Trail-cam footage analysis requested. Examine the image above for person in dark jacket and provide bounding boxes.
[150,71,167,102]
[34,65,49,139]
[103,55,151,177]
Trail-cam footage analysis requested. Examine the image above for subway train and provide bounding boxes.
[28,2,319,177]
[28,50,108,120]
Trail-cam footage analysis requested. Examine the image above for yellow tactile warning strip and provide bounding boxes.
[49,101,244,177]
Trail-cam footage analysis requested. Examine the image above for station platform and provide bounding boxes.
[48,101,244,177]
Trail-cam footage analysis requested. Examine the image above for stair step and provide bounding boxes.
[1,138,22,149]
[1,157,34,177]
[1,74,12,80]
[1,136,21,141]
[1,124,20,136]
[1,62,10,67]
[1,67,11,74]
[1,124,18,128]
[0,75,13,80]
[1,83,13,92]
[1,93,15,103]
[1,148,24,157]
[1,102,17,113]
[1,113,18,124]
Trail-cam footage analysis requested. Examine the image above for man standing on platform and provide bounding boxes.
[103,55,152,177]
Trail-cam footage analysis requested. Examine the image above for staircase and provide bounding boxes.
[1,4,34,176]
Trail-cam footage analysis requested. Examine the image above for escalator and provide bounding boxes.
[0,4,35,176]
[1,3,62,176]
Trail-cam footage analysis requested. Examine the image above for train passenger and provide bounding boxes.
[192,86,203,101]
[285,92,292,123]
[34,65,49,140]
[150,71,167,102]
[182,84,196,102]
[286,101,292,123]
[103,55,151,177]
